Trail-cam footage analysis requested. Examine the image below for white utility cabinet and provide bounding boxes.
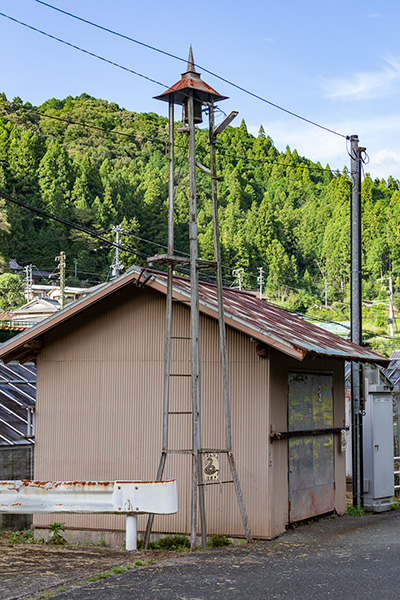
[363,373,394,512]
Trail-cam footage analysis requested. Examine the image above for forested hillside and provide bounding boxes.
[0,92,399,338]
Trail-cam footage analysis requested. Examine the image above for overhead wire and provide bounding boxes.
[1,186,396,343]
[0,189,148,260]
[0,100,342,176]
[0,12,168,90]
[0,7,391,322]
[32,0,348,140]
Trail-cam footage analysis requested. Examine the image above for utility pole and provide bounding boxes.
[73,259,78,279]
[324,280,329,308]
[350,134,364,508]
[378,275,394,337]
[110,225,125,279]
[209,103,252,544]
[233,268,244,291]
[56,251,66,308]
[24,265,33,302]
[388,276,394,338]
[257,267,264,299]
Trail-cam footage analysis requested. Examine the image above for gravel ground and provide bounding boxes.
[2,511,400,599]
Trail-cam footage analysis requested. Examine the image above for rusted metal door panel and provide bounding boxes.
[288,373,334,522]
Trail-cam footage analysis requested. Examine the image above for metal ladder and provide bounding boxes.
[143,98,251,551]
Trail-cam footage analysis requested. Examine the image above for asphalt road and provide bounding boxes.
[46,510,400,600]
[2,510,400,599]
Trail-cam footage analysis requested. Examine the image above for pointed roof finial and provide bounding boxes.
[153,45,228,106]
[186,45,196,74]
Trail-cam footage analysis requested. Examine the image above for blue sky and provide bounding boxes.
[1,0,400,180]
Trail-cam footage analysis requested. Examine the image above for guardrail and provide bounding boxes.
[0,479,178,550]
[395,456,400,493]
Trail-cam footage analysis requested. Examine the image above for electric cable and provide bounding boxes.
[0,100,343,177]
[33,0,348,139]
[0,101,188,152]
[1,191,394,342]
[0,12,168,90]
[0,189,146,258]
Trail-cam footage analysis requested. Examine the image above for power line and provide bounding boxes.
[0,189,147,259]
[0,12,168,90]
[0,100,191,151]
[215,143,344,175]
[0,101,342,177]
[33,0,348,140]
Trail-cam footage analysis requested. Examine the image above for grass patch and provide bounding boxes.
[8,529,38,546]
[207,535,232,548]
[87,572,113,583]
[112,566,128,574]
[347,505,365,516]
[141,534,190,552]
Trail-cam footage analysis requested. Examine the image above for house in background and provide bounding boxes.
[0,267,387,545]
[12,297,61,325]
[28,285,98,304]
[0,361,36,530]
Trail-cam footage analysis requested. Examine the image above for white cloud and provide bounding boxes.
[321,57,400,100]
[368,13,381,18]
[248,114,400,181]
[369,149,400,180]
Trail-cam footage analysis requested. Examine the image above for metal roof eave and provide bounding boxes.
[0,268,142,363]
[145,274,387,364]
[0,267,389,366]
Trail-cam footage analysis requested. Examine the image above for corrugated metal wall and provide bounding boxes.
[268,350,346,537]
[34,284,270,537]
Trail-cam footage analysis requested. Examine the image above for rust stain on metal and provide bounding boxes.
[148,271,388,365]
[115,480,173,485]
[0,263,388,365]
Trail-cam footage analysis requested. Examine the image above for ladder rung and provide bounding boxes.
[171,336,191,340]
[165,449,193,454]
[200,449,228,454]
[170,373,191,377]
[199,480,234,486]
[168,411,192,415]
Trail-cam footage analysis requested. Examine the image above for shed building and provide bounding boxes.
[0,267,387,544]
[0,361,36,530]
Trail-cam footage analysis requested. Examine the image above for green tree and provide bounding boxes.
[0,273,25,310]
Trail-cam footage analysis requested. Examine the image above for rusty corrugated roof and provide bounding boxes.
[146,270,388,364]
[0,266,388,365]
[154,46,227,105]
[154,75,228,105]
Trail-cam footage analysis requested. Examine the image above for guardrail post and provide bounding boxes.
[126,514,137,550]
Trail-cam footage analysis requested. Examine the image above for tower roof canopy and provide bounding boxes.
[154,46,227,105]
